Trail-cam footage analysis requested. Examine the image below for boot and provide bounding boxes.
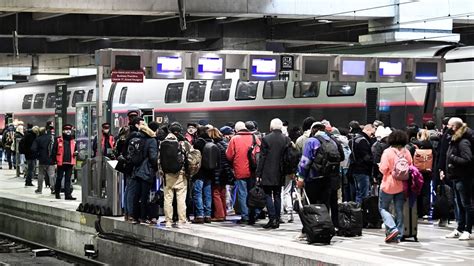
[272,219,280,229]
[55,193,60,199]
[263,219,276,229]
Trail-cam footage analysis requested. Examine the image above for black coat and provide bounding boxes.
[31,133,55,165]
[194,137,215,179]
[446,126,472,180]
[349,132,373,175]
[22,130,37,160]
[437,130,451,173]
[256,130,290,186]
[214,139,234,185]
[132,127,158,183]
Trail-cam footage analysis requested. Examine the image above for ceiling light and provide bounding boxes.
[215,16,227,20]
[318,19,332,23]
[187,38,201,42]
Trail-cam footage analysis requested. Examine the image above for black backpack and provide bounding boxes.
[311,135,341,179]
[160,138,186,174]
[201,141,220,170]
[247,134,261,172]
[281,142,301,176]
[126,136,146,166]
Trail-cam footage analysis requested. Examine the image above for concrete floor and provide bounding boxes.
[1,168,473,265]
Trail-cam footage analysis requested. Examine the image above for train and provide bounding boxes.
[0,44,473,134]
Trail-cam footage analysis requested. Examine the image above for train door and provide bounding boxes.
[141,109,154,124]
[366,88,379,124]
[5,113,13,126]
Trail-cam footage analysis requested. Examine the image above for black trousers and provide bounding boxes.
[56,164,73,197]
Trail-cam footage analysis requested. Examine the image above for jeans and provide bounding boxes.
[126,178,139,219]
[26,159,36,185]
[5,149,13,169]
[37,165,55,192]
[138,179,153,220]
[379,190,405,239]
[454,178,473,234]
[263,186,281,220]
[212,185,227,219]
[56,164,73,197]
[235,178,260,221]
[193,178,212,218]
[126,177,153,220]
[354,174,370,204]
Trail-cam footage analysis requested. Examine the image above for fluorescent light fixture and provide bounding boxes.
[215,16,227,20]
[318,19,332,23]
[188,38,201,42]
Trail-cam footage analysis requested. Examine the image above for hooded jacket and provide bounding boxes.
[226,130,260,179]
[132,125,158,183]
[349,132,373,175]
[31,129,55,165]
[22,129,37,160]
[446,124,472,180]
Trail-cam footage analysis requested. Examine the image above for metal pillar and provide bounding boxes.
[95,66,104,198]
[435,73,445,129]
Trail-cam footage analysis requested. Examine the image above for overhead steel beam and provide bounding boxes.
[89,14,121,22]
[267,39,357,47]
[217,17,261,24]
[0,12,16,18]
[32,12,66,21]
[142,15,178,23]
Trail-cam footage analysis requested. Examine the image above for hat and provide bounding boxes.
[198,119,208,126]
[102,123,111,129]
[310,121,324,129]
[187,123,198,128]
[169,122,183,134]
[127,110,139,117]
[245,121,256,131]
[321,119,332,132]
[220,126,234,136]
[234,121,246,132]
[375,126,392,139]
[63,124,73,130]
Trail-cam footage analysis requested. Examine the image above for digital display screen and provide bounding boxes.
[342,60,366,76]
[251,58,277,76]
[198,57,223,74]
[416,62,438,80]
[157,56,182,74]
[115,55,141,70]
[379,61,403,76]
[305,59,328,75]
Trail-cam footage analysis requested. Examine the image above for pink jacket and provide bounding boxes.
[379,147,413,194]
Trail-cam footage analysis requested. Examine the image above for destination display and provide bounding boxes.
[342,60,366,76]
[198,57,223,74]
[379,61,403,76]
[114,55,141,71]
[305,59,329,75]
[157,56,182,74]
[415,61,438,80]
[251,58,277,76]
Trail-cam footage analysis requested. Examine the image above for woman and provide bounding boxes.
[208,128,233,222]
[411,129,433,219]
[378,130,413,243]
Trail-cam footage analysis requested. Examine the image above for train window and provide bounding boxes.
[294,82,320,98]
[186,81,207,103]
[72,90,85,107]
[165,83,184,103]
[119,87,127,104]
[67,91,71,107]
[235,80,258,101]
[327,82,356,96]
[263,81,287,99]
[22,94,33,109]
[87,89,94,102]
[45,93,56,108]
[210,79,231,102]
[33,93,45,109]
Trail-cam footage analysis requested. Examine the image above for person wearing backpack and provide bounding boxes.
[191,126,217,224]
[126,120,158,224]
[411,129,434,219]
[378,130,413,243]
[226,121,261,225]
[160,122,193,228]
[256,118,291,229]
[443,118,473,241]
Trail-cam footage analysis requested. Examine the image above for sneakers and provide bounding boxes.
[34,190,42,194]
[385,229,399,243]
[459,231,471,241]
[295,233,307,241]
[165,222,172,228]
[445,229,461,239]
[176,221,191,229]
[192,217,204,224]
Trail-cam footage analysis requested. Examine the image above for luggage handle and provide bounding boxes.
[295,187,311,209]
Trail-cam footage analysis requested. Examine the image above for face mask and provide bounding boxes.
[187,127,196,135]
[447,128,455,135]
[103,129,110,134]
[63,130,72,136]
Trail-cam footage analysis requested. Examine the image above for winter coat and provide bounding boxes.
[31,131,55,165]
[214,139,234,185]
[446,125,472,180]
[13,131,24,153]
[132,125,158,183]
[194,136,215,179]
[53,135,76,166]
[295,130,311,153]
[2,125,15,149]
[22,129,37,160]
[226,130,260,179]
[349,132,373,175]
[436,129,451,173]
[256,129,291,187]
[92,133,115,158]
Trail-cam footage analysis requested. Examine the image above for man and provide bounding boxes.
[256,118,291,229]
[443,118,473,241]
[22,124,38,187]
[160,122,193,228]
[185,123,198,145]
[435,117,452,227]
[220,126,235,142]
[92,123,115,158]
[226,121,261,225]
[53,124,77,200]
[32,127,56,194]
[295,117,317,153]
[349,124,375,204]
[296,122,344,227]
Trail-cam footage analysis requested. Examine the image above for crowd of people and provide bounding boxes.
[1,112,472,243]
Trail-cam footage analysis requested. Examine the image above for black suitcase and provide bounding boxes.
[402,200,418,241]
[338,202,363,237]
[361,196,382,229]
[295,189,335,245]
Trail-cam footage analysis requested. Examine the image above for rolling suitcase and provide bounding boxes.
[295,189,335,245]
[402,199,418,241]
[338,202,363,237]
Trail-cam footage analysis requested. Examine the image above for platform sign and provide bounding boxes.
[338,57,374,82]
[249,55,280,81]
[412,58,444,82]
[375,58,408,82]
[111,70,144,83]
[280,55,294,71]
[301,55,337,81]
[55,81,68,133]
[152,52,185,79]
[191,53,226,80]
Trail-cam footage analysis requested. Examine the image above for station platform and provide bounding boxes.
[0,168,473,265]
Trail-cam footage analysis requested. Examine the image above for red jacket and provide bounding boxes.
[56,137,76,166]
[226,131,260,179]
